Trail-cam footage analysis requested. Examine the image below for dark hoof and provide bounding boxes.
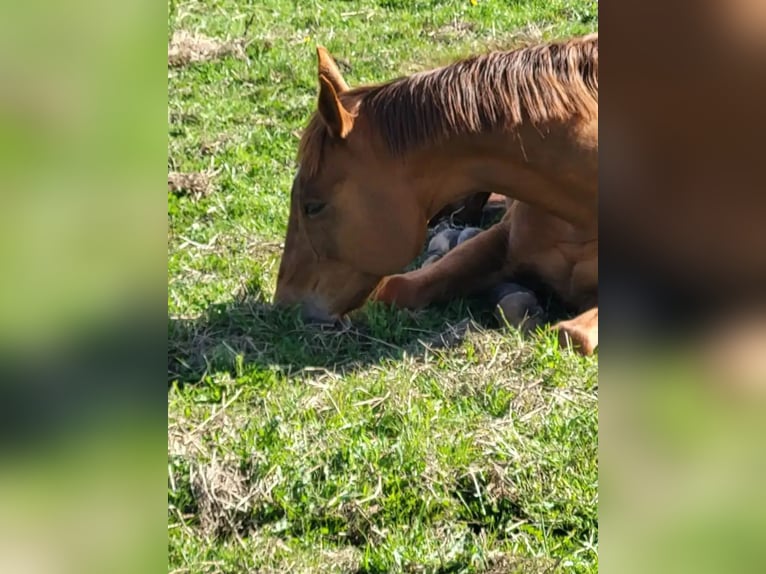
[489,282,533,302]
[494,289,545,333]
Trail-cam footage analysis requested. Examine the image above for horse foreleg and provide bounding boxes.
[372,218,512,309]
[553,306,598,356]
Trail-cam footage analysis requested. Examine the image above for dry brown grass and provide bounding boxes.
[483,553,561,574]
[168,171,215,200]
[190,457,253,537]
[168,31,247,68]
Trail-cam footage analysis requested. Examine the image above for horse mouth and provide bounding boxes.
[301,302,351,329]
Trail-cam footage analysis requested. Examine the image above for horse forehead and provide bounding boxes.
[299,164,354,200]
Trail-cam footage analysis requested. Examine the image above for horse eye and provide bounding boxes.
[303,201,326,218]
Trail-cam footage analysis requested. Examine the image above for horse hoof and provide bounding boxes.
[495,291,544,333]
[489,282,532,301]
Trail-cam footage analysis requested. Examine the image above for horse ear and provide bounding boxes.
[316,46,349,93]
[317,73,354,139]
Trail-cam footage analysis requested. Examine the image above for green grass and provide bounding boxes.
[168,1,598,572]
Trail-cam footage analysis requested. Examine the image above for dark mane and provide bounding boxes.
[298,33,598,174]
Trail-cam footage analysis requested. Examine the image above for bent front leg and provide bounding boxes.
[372,217,513,309]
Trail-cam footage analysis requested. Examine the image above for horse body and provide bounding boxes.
[275,34,599,353]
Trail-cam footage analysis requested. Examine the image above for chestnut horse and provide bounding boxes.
[275,34,598,354]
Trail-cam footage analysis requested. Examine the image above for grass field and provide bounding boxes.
[168,1,598,572]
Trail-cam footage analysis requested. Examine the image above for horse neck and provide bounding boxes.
[402,124,597,228]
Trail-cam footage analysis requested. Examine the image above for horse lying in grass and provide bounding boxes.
[274,34,598,355]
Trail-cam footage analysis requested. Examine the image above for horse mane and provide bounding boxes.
[298,33,598,175]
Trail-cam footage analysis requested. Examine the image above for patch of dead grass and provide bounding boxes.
[424,19,477,43]
[168,30,247,68]
[168,171,215,200]
[317,547,363,573]
[190,455,254,538]
[483,552,560,574]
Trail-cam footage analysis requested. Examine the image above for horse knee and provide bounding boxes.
[371,274,423,309]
